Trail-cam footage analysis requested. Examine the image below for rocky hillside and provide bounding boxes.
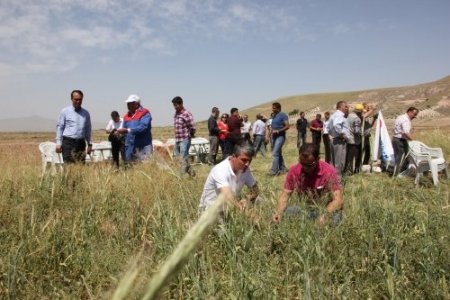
[242,75,450,122]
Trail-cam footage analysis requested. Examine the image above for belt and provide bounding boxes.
[63,136,85,142]
[393,137,406,141]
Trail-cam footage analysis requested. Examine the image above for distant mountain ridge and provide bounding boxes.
[1,75,450,132]
[0,115,105,132]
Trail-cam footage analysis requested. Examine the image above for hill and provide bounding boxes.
[241,75,450,124]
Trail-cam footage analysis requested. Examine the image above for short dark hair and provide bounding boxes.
[407,107,419,113]
[71,90,83,99]
[212,107,219,113]
[230,107,239,114]
[172,96,183,105]
[336,101,345,110]
[299,143,319,159]
[272,102,281,110]
[111,111,119,118]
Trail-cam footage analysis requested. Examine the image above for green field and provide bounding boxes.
[0,128,449,299]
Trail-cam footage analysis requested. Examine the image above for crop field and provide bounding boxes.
[0,128,449,299]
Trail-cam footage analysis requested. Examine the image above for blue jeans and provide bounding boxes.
[271,134,287,174]
[175,139,192,175]
[285,205,343,225]
[253,134,266,157]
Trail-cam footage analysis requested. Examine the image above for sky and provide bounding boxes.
[1,0,449,126]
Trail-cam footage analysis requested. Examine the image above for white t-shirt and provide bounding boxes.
[199,157,256,211]
[106,118,123,132]
[241,121,252,134]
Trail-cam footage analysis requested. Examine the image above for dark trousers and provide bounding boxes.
[109,132,125,167]
[62,137,86,164]
[323,134,331,163]
[312,133,322,153]
[362,136,371,165]
[224,134,242,157]
[392,137,409,174]
[345,143,362,174]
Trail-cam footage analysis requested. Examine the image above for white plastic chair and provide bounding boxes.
[407,141,449,186]
[88,141,113,162]
[189,137,209,164]
[39,141,64,175]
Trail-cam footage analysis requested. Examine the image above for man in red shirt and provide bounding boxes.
[309,113,323,153]
[225,107,243,157]
[272,143,343,226]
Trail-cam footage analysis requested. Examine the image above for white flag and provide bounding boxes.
[373,111,395,164]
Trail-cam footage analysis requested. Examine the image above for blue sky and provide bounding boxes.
[1,0,449,126]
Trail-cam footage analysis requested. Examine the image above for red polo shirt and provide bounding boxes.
[284,161,341,199]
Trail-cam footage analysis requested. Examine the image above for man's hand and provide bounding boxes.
[116,128,129,134]
[55,145,62,153]
[86,145,92,155]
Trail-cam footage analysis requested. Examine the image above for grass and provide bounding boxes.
[0,128,449,299]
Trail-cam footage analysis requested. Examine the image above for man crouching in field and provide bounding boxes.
[198,141,259,220]
[272,143,343,226]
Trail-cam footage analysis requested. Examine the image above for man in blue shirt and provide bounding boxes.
[55,90,92,164]
[116,94,152,162]
[268,102,290,176]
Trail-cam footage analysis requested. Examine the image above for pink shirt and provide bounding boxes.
[284,161,341,199]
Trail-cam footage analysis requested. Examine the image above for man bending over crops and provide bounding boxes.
[198,141,259,217]
[272,143,343,226]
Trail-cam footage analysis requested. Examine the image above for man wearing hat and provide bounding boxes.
[116,94,152,162]
[344,103,364,174]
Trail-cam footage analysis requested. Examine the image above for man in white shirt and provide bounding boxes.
[241,114,253,143]
[252,113,267,157]
[106,110,124,167]
[198,142,259,218]
[327,101,351,175]
[392,107,419,174]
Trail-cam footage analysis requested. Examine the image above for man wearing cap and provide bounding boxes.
[345,104,363,174]
[392,107,419,174]
[55,90,92,164]
[272,143,343,226]
[327,101,351,175]
[207,107,220,165]
[172,96,196,177]
[116,94,152,162]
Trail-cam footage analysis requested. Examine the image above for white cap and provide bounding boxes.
[125,94,141,103]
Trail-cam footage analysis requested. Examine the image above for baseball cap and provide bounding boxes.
[125,94,141,103]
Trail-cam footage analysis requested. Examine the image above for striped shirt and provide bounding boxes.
[174,108,195,142]
[393,113,411,139]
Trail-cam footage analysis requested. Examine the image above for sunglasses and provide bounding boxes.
[301,161,317,168]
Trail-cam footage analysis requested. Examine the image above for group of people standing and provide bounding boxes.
[206,102,291,177]
[56,90,196,177]
[296,101,378,176]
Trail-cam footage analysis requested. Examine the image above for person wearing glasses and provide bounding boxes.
[272,143,343,226]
